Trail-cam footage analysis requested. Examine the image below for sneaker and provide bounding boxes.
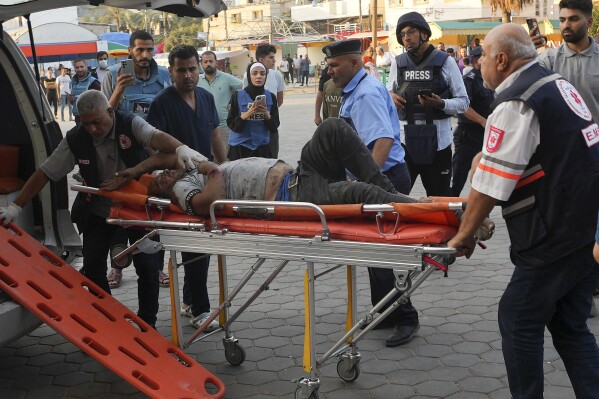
[180,304,192,317]
[190,312,219,332]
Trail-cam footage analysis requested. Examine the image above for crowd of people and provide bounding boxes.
[3,0,599,396]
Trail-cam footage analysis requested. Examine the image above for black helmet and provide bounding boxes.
[396,12,431,46]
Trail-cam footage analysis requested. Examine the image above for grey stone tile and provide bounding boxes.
[458,376,505,393]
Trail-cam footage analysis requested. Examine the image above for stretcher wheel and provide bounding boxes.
[294,388,319,399]
[110,243,132,270]
[225,342,246,366]
[336,359,360,382]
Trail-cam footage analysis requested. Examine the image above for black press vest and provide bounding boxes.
[494,63,599,267]
[395,48,452,123]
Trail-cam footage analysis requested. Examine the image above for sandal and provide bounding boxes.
[107,268,122,288]
[159,270,170,287]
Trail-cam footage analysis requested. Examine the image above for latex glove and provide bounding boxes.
[0,202,22,226]
[176,145,207,169]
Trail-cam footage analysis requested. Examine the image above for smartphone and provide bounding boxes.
[255,94,266,105]
[526,18,539,34]
[120,59,135,76]
[418,89,432,97]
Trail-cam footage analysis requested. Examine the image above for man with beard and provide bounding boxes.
[146,44,226,331]
[387,12,469,197]
[102,30,171,119]
[531,0,598,122]
[70,59,101,124]
[531,0,599,318]
[197,51,243,150]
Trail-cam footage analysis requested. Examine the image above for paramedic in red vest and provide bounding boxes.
[0,90,206,328]
[388,12,469,196]
[448,24,599,398]
[71,59,101,124]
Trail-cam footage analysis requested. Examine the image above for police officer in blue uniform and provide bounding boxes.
[388,12,469,197]
[324,39,419,347]
[450,46,494,196]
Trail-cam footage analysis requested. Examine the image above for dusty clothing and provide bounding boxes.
[172,158,281,214]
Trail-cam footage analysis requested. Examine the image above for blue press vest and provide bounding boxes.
[108,59,171,119]
[494,63,599,267]
[229,89,273,150]
[395,49,451,123]
[71,73,99,116]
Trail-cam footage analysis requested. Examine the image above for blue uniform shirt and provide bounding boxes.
[339,68,404,172]
[147,86,219,158]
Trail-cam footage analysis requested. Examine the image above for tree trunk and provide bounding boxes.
[502,8,512,23]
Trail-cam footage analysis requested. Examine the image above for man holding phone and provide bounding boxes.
[101,30,171,119]
[530,0,599,123]
[530,0,599,317]
[387,12,469,197]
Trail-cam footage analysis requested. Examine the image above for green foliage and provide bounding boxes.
[590,6,599,38]
[161,23,205,52]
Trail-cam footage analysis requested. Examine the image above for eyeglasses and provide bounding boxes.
[399,28,419,39]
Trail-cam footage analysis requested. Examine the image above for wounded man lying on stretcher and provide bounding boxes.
[106,119,494,240]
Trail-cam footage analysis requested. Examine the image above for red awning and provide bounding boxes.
[19,41,98,58]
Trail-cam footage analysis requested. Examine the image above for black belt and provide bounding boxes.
[383,163,403,177]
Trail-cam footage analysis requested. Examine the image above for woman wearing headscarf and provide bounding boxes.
[227,62,280,160]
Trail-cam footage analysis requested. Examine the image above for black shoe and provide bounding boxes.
[385,323,420,347]
[360,316,395,330]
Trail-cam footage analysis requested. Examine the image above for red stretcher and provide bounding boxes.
[72,178,463,399]
[0,221,224,399]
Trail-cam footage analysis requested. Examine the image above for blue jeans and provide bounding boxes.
[499,243,599,398]
[60,94,72,120]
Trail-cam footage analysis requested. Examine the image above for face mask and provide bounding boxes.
[98,60,108,68]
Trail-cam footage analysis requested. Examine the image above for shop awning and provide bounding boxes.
[16,22,100,63]
[429,21,502,43]
[347,30,390,40]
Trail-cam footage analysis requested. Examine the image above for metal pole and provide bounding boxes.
[371,0,378,49]
[359,0,363,32]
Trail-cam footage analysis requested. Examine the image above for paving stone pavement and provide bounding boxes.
[0,90,598,399]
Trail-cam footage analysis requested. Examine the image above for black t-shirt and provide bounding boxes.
[318,66,331,91]
[44,77,57,98]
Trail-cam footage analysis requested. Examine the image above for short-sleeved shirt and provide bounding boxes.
[387,51,470,151]
[471,61,540,201]
[339,68,405,172]
[318,66,331,91]
[197,70,243,129]
[322,79,342,119]
[41,115,156,217]
[56,75,71,95]
[147,86,219,158]
[172,158,280,214]
[538,37,599,122]
[44,76,58,98]
[243,69,286,97]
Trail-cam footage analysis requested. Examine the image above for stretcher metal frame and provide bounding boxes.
[99,194,456,398]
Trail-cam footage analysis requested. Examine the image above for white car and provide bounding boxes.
[0,0,226,346]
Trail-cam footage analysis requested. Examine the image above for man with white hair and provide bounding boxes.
[448,23,599,398]
[0,90,206,329]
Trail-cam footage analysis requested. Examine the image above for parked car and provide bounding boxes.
[0,0,226,346]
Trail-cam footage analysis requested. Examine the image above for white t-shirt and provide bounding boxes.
[279,61,289,73]
[56,75,71,95]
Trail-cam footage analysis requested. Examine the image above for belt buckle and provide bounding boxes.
[288,168,299,189]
